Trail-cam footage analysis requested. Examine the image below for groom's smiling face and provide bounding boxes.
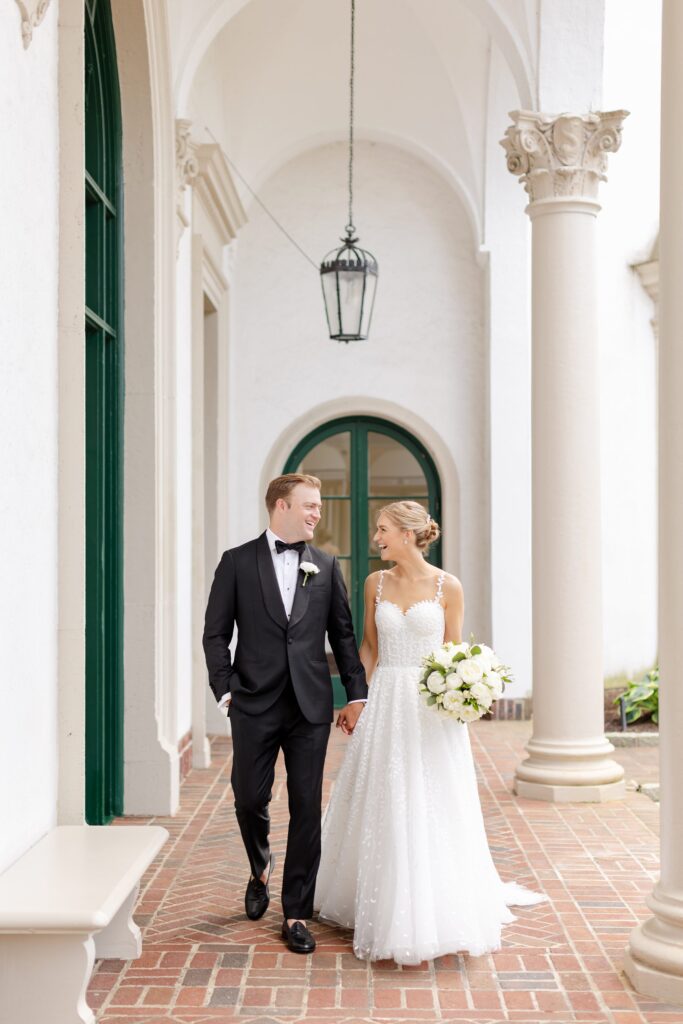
[272,483,322,543]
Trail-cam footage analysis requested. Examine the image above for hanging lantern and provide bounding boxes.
[321,228,377,342]
[320,0,378,342]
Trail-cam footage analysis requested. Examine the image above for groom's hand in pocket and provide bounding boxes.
[336,702,365,735]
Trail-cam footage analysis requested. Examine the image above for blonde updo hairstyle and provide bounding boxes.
[377,501,440,555]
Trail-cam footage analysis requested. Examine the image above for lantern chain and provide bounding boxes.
[347,0,355,237]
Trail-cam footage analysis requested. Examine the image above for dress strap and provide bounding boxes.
[375,569,385,606]
[435,572,445,602]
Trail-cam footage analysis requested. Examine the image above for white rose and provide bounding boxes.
[450,642,470,657]
[434,647,455,669]
[457,659,484,685]
[426,671,447,694]
[299,561,319,575]
[485,671,504,698]
[459,703,481,723]
[473,651,494,673]
[470,681,493,708]
[444,672,461,691]
[442,690,464,712]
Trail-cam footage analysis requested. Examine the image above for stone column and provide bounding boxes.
[502,111,628,802]
[625,0,683,1000]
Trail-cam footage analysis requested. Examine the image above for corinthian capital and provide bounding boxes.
[501,110,628,203]
[175,119,199,253]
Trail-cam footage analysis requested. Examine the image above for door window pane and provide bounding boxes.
[297,432,350,494]
[368,556,384,578]
[315,499,351,557]
[296,433,351,556]
[368,432,427,497]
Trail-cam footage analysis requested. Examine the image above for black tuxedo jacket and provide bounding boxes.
[203,533,368,723]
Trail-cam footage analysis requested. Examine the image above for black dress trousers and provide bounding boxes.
[229,677,331,920]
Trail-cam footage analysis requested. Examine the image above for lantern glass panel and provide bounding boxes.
[321,272,341,338]
[360,272,377,338]
[338,269,365,338]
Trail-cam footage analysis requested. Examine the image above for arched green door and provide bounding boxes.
[285,417,441,705]
[85,0,124,824]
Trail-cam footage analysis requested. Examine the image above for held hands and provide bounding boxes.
[336,702,365,735]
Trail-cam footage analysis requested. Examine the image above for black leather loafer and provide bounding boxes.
[281,919,316,954]
[245,853,274,920]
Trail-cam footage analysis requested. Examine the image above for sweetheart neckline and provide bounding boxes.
[377,599,445,617]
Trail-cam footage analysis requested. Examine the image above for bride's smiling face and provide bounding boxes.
[374,514,412,560]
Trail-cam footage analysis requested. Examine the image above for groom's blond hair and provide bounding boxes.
[266,473,322,513]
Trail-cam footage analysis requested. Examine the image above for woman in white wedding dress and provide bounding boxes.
[314,501,546,965]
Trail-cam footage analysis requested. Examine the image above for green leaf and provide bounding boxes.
[426,695,437,706]
[628,684,655,701]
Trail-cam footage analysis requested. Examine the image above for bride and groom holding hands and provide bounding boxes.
[203,474,545,964]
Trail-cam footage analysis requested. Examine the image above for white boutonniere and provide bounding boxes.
[299,561,320,587]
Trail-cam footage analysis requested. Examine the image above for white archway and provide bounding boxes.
[173,0,534,116]
[231,127,483,249]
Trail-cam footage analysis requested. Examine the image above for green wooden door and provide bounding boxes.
[84,0,124,824]
[285,417,442,705]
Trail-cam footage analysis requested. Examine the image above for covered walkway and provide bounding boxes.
[88,722,669,1023]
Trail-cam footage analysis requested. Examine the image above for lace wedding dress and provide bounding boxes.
[314,570,547,965]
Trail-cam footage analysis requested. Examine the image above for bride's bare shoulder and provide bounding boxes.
[364,570,383,595]
[438,572,464,602]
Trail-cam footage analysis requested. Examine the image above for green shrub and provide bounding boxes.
[614,668,659,725]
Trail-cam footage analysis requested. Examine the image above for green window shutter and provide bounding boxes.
[84,0,124,825]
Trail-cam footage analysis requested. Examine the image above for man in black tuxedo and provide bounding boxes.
[203,474,367,954]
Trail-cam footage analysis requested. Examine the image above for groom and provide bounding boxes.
[203,474,367,954]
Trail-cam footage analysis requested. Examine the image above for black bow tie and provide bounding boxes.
[275,540,306,555]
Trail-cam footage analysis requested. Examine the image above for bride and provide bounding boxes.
[314,501,546,965]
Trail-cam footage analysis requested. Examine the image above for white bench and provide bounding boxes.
[0,824,168,1024]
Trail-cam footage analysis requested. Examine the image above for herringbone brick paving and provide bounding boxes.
[89,721,673,1024]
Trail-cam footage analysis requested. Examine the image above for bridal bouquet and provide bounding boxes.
[418,640,511,723]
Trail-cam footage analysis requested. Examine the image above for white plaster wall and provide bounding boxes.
[598,0,661,678]
[537,0,606,111]
[0,5,59,870]
[483,43,532,698]
[224,141,490,636]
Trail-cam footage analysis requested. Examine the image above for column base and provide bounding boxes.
[624,948,683,1006]
[624,887,683,1004]
[513,735,625,801]
[514,777,626,802]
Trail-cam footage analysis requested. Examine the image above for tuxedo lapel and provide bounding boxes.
[256,532,289,630]
[288,544,314,628]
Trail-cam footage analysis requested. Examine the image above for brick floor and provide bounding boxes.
[89,721,673,1023]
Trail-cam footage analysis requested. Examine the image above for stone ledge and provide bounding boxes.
[607,731,659,747]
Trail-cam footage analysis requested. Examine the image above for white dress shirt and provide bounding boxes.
[218,530,365,708]
[266,527,301,618]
